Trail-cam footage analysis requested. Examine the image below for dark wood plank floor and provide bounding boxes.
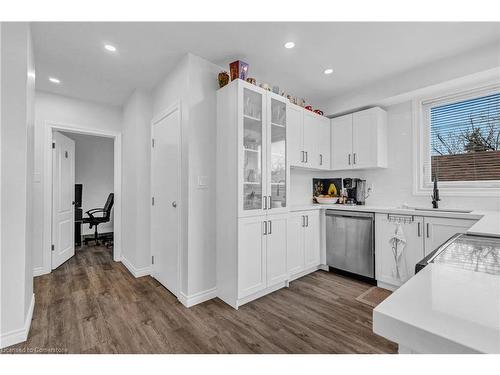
[4,245,397,354]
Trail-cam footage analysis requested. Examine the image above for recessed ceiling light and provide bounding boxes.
[284,41,295,49]
[324,68,333,75]
[104,44,117,52]
[49,77,61,84]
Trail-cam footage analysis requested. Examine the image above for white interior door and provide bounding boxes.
[52,131,75,269]
[151,107,180,297]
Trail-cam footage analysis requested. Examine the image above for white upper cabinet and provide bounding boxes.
[304,111,331,170]
[288,104,331,170]
[267,94,288,213]
[331,107,387,171]
[331,113,353,170]
[287,104,304,167]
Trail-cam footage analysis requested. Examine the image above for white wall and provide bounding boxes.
[62,133,114,235]
[0,22,35,348]
[291,101,500,212]
[33,92,122,272]
[121,88,152,271]
[152,53,221,298]
[321,41,500,116]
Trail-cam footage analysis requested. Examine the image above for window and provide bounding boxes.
[416,84,500,196]
[429,91,500,182]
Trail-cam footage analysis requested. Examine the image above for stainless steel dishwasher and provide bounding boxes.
[325,210,375,281]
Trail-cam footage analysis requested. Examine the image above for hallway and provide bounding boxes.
[4,245,396,354]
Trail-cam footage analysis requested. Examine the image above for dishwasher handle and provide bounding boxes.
[325,210,374,219]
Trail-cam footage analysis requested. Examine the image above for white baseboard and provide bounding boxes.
[179,287,217,308]
[33,266,48,277]
[120,256,151,278]
[0,293,35,349]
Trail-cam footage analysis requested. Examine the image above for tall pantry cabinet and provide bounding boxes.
[216,79,290,309]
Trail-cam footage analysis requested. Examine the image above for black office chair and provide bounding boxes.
[83,193,114,245]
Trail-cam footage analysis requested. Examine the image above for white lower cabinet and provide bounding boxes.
[287,212,305,276]
[304,211,321,268]
[423,216,477,256]
[287,210,321,278]
[375,213,477,289]
[238,216,267,299]
[375,214,424,288]
[266,213,289,287]
[236,213,289,303]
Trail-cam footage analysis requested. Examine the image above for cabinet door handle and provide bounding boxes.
[320,154,323,166]
[353,153,357,165]
[306,215,309,227]
[268,196,271,210]
[417,222,421,237]
[301,151,304,162]
[348,154,351,165]
[263,196,267,210]
[305,151,308,163]
[263,221,267,235]
[268,220,272,234]
[302,215,305,227]
[426,223,430,238]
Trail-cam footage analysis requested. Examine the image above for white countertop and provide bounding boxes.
[373,263,500,353]
[290,203,500,237]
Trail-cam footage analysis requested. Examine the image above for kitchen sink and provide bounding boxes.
[410,207,473,214]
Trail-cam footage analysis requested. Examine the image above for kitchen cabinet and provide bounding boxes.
[287,104,303,167]
[216,80,290,308]
[287,210,321,278]
[238,216,267,299]
[303,111,331,169]
[375,214,424,288]
[331,113,352,170]
[288,103,331,170]
[375,213,478,289]
[331,107,387,170]
[266,213,289,287]
[217,79,288,218]
[304,211,321,268]
[423,216,477,256]
[237,213,289,300]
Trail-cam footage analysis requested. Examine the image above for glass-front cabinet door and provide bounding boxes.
[240,84,267,216]
[267,94,287,212]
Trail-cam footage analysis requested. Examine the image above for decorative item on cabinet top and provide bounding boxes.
[218,71,230,88]
[229,60,249,81]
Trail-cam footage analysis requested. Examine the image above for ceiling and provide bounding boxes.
[32,22,500,107]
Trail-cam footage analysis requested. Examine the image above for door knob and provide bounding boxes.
[172,201,177,208]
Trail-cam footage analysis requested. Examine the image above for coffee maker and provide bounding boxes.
[342,178,367,205]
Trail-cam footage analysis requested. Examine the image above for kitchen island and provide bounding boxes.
[373,263,500,353]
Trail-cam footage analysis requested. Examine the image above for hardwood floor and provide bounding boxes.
[4,245,397,354]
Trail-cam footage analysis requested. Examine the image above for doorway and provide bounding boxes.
[51,130,115,269]
[150,104,181,297]
[43,124,122,274]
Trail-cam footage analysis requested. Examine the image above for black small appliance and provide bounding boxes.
[342,178,366,205]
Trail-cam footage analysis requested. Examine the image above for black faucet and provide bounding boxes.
[432,176,440,209]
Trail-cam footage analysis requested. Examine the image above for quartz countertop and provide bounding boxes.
[290,203,500,237]
[373,263,500,353]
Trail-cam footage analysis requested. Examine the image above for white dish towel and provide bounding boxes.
[389,223,407,281]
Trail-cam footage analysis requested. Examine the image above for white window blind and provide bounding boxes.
[428,91,500,182]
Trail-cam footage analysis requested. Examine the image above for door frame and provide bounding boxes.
[42,121,122,274]
[150,101,183,298]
